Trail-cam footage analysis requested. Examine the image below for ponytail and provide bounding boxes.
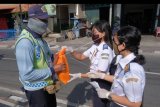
[132,46,146,65]
[134,54,146,65]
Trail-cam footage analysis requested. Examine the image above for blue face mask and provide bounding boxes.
[27,18,48,35]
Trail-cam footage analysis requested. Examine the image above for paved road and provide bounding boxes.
[0,49,160,107]
[0,35,160,107]
[0,35,160,54]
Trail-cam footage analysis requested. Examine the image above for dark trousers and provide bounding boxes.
[91,79,112,107]
[25,88,57,107]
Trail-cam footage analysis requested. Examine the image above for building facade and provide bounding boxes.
[56,4,160,35]
[0,4,159,35]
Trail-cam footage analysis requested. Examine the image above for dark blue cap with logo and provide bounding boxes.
[28,4,49,19]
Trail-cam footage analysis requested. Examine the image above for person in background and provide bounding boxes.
[66,20,114,107]
[88,26,146,107]
[15,4,65,107]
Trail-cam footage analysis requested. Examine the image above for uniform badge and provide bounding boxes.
[103,44,108,50]
[126,78,138,83]
[124,64,129,72]
[35,45,41,59]
[101,53,109,59]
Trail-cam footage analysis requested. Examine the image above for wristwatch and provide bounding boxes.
[108,94,112,101]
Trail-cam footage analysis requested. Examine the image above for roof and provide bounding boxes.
[0,4,17,10]
[0,4,30,13]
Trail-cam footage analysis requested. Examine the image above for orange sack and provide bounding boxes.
[54,48,70,84]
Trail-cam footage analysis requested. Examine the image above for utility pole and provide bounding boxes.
[155,4,160,29]
[19,4,23,31]
[58,6,61,32]
[109,4,112,26]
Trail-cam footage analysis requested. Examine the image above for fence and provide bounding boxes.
[0,29,16,41]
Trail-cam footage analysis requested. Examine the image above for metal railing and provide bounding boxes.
[0,29,16,41]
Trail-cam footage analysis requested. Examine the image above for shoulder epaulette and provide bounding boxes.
[103,44,108,50]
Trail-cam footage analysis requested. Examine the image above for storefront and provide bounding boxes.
[121,4,158,34]
[84,4,110,24]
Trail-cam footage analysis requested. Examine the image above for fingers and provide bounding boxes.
[67,77,76,83]
[54,64,66,72]
[59,63,66,70]
[57,63,66,71]
[61,46,67,49]
[68,73,80,83]
[69,73,74,76]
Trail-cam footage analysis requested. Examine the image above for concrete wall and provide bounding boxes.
[78,4,85,18]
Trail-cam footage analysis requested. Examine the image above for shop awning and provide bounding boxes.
[11,4,30,13]
[0,4,17,10]
[0,4,30,13]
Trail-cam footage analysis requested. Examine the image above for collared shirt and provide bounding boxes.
[111,53,146,106]
[15,28,54,91]
[83,41,114,73]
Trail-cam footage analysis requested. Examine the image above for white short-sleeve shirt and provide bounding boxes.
[111,53,146,106]
[83,42,114,73]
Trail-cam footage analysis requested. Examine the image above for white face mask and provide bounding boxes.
[27,18,48,35]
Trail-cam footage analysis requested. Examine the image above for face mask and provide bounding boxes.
[113,41,126,54]
[27,18,48,35]
[92,34,102,44]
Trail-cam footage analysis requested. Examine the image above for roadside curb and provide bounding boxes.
[0,45,9,49]
[139,49,160,55]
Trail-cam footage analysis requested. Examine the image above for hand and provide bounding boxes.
[67,73,81,83]
[54,81,63,92]
[54,63,66,72]
[61,46,74,53]
[96,88,111,99]
[44,85,56,94]
[87,72,105,79]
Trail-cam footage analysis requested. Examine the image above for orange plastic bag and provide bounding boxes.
[54,48,70,84]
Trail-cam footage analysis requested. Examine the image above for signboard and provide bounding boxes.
[41,4,56,16]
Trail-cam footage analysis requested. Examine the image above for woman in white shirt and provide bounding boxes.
[68,20,114,107]
[88,25,146,107]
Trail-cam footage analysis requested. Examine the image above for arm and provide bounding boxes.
[97,89,141,107]
[66,45,91,61]
[86,71,114,82]
[107,69,144,107]
[16,39,52,82]
[71,51,87,61]
[120,70,144,107]
[110,93,142,107]
[103,74,114,83]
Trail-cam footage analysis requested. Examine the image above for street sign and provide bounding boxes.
[41,4,56,16]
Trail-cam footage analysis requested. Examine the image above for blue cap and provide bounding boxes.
[28,5,49,19]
